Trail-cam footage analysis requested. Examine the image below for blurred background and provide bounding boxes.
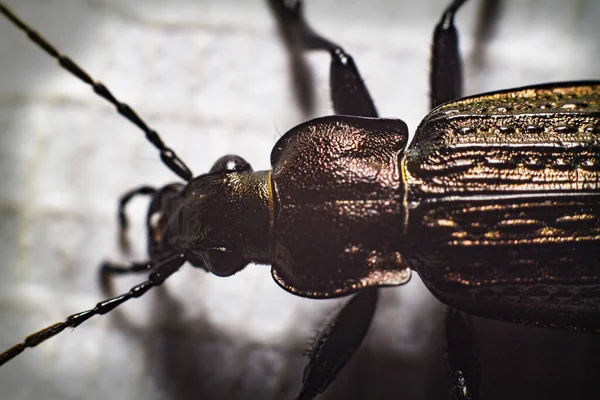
[0,0,599,399]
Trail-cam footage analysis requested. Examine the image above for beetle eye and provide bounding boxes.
[200,249,247,277]
[210,155,253,173]
[149,211,162,230]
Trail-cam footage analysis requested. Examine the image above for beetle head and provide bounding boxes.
[148,155,271,277]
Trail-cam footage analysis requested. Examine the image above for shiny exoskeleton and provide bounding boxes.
[0,0,598,399]
[407,83,600,330]
[266,83,600,332]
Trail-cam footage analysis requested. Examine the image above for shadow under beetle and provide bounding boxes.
[1,0,599,399]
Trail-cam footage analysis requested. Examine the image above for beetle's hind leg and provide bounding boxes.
[432,2,488,398]
[268,0,378,118]
[446,308,481,400]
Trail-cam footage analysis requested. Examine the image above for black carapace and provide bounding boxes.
[0,0,599,399]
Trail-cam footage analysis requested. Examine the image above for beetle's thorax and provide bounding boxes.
[267,116,412,298]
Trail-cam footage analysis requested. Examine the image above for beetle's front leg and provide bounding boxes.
[97,185,157,293]
[268,0,378,118]
[99,260,153,294]
[298,288,379,400]
[116,185,157,252]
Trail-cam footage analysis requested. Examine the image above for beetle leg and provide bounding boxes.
[0,254,185,366]
[267,0,378,118]
[117,185,157,253]
[297,288,378,400]
[98,186,156,293]
[99,260,153,294]
[430,0,467,109]
[266,0,315,116]
[446,308,481,400]
[431,0,504,109]
[100,261,153,276]
[433,3,498,397]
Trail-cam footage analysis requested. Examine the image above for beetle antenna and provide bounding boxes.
[0,2,193,182]
[0,254,185,366]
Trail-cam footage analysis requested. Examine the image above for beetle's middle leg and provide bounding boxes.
[268,0,378,118]
[297,288,379,400]
[268,1,382,398]
[430,0,466,109]
[430,0,503,109]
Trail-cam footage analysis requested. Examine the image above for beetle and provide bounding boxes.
[1,0,600,400]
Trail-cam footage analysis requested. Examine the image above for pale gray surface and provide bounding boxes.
[0,1,598,400]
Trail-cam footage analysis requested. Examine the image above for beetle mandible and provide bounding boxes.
[0,0,599,399]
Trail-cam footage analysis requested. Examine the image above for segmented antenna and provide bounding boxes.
[0,253,186,366]
[0,2,193,181]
